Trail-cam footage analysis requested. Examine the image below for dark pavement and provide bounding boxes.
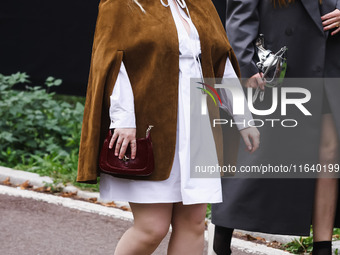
[0,193,254,255]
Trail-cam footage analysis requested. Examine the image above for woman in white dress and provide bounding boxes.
[79,0,260,254]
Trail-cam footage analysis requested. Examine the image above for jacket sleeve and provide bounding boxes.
[225,0,260,78]
[109,62,136,129]
[336,0,340,10]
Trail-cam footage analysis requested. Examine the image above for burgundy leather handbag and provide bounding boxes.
[99,125,154,177]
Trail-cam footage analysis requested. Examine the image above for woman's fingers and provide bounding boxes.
[115,135,124,157]
[257,73,266,90]
[241,133,253,152]
[245,78,258,88]
[323,21,340,31]
[255,76,264,90]
[118,138,130,159]
[322,16,337,26]
[110,128,137,160]
[321,9,340,34]
[321,9,340,21]
[109,130,119,149]
[240,127,260,154]
[119,138,137,160]
[331,26,340,36]
[245,73,265,90]
[249,133,260,153]
[130,140,137,159]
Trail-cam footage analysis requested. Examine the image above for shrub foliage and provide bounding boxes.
[0,72,97,190]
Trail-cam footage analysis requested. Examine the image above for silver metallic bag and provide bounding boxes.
[253,34,288,102]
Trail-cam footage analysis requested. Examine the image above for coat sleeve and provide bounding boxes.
[225,0,260,78]
[336,0,340,10]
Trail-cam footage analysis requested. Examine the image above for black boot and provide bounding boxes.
[312,241,332,255]
[213,226,234,255]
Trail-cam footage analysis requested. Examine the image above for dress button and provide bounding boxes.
[285,28,293,36]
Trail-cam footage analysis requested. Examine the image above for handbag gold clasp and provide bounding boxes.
[122,155,129,162]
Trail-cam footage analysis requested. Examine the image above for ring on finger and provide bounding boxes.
[336,22,340,28]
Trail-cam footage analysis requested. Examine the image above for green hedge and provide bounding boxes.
[0,72,98,191]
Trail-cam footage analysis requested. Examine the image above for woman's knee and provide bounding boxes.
[319,114,339,164]
[172,205,206,234]
[130,203,172,245]
[133,220,170,244]
[319,140,339,164]
[188,216,206,235]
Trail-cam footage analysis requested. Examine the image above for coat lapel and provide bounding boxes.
[300,0,326,36]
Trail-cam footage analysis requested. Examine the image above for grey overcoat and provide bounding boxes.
[212,0,340,236]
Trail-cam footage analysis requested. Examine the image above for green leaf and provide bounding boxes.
[54,79,62,86]
[46,76,55,82]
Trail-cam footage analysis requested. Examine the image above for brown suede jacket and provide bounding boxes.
[77,0,241,184]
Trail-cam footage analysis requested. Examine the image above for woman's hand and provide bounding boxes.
[321,9,340,36]
[239,127,260,154]
[245,72,265,90]
[109,128,137,160]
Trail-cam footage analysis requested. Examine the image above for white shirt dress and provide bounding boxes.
[99,0,252,205]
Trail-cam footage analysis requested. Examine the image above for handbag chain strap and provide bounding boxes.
[146,125,154,137]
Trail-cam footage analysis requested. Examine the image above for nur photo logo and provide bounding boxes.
[196,81,223,115]
[196,81,222,107]
[194,78,314,128]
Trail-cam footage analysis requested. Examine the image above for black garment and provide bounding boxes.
[213,226,233,255]
[322,88,332,114]
[212,0,340,236]
[312,241,332,255]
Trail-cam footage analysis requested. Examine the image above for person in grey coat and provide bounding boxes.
[211,0,340,254]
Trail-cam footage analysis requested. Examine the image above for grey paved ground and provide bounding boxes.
[0,194,253,255]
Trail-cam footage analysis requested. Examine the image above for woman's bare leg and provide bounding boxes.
[167,202,207,255]
[313,114,339,242]
[114,203,173,255]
